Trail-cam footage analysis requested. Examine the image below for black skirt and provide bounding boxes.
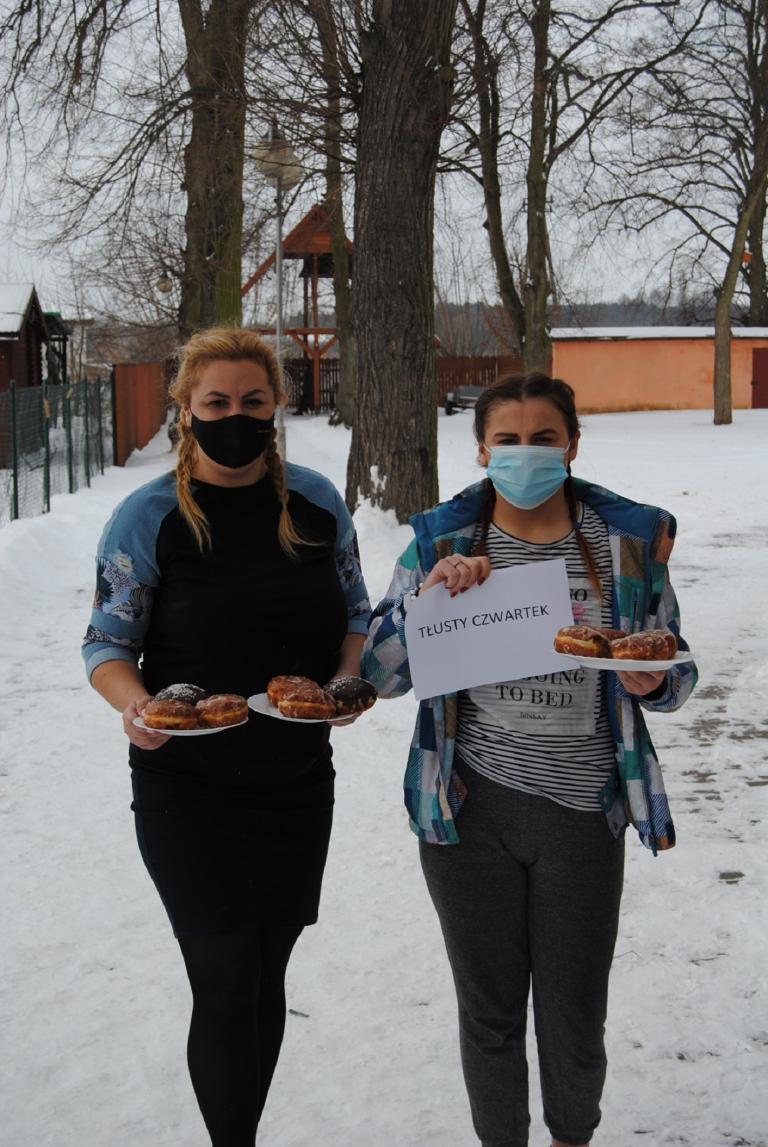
[130,750,335,938]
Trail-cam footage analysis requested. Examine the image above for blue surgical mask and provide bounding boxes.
[485,445,569,510]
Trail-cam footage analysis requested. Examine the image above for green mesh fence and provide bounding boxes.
[0,377,114,527]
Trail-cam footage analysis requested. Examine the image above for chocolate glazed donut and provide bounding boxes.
[324,676,377,717]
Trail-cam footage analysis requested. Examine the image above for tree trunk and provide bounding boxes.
[748,0,768,325]
[326,192,357,429]
[714,177,768,424]
[178,0,249,337]
[346,0,458,520]
[747,185,767,325]
[523,0,551,372]
[715,107,768,423]
[461,0,525,354]
[713,294,734,425]
[310,0,357,429]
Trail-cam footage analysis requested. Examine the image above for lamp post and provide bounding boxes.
[252,123,304,458]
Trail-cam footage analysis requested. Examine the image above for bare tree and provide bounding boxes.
[449,1,526,353]
[712,4,768,420]
[0,1,271,335]
[345,0,458,520]
[308,0,358,427]
[177,0,252,333]
[448,0,708,369]
[243,1,361,425]
[595,0,768,423]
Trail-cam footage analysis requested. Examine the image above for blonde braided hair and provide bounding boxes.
[263,434,312,556]
[169,326,308,557]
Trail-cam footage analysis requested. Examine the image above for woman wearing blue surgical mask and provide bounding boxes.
[362,374,696,1147]
[83,327,371,1145]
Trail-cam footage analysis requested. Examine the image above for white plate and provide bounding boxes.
[247,693,349,725]
[133,716,248,737]
[556,651,696,673]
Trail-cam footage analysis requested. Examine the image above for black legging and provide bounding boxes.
[178,926,303,1147]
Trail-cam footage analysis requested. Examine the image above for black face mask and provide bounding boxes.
[190,413,275,469]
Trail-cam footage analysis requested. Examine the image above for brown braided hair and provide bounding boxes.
[471,373,602,599]
[168,326,309,557]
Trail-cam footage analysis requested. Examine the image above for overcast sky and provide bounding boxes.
[0,166,663,323]
[2,0,757,326]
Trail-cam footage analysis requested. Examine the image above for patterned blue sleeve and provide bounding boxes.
[639,565,698,714]
[331,487,371,635]
[82,474,175,681]
[361,538,424,697]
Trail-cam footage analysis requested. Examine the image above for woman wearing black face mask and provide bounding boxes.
[82,327,371,1145]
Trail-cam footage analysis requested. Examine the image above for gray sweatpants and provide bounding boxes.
[420,760,625,1147]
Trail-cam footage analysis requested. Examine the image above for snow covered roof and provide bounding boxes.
[0,282,36,337]
[550,326,768,341]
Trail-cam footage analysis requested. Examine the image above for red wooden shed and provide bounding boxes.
[0,283,50,391]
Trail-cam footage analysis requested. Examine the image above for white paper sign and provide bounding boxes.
[404,558,573,700]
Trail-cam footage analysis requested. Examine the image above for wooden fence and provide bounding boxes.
[436,354,523,402]
[282,354,521,412]
[282,358,339,412]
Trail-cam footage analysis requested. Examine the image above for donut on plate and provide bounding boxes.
[155,683,208,706]
[143,698,199,730]
[594,627,627,644]
[553,625,612,658]
[648,629,678,658]
[196,693,248,727]
[610,631,677,661]
[276,681,336,721]
[325,676,377,717]
[267,675,315,707]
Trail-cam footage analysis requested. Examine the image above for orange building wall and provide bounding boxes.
[550,337,768,412]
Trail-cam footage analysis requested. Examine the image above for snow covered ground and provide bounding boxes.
[1,408,766,1147]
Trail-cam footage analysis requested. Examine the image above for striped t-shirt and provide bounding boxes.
[456,503,617,811]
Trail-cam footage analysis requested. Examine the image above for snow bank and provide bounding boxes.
[2,410,766,1146]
